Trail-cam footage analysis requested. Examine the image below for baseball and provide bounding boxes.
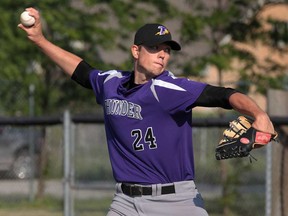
[20,11,35,27]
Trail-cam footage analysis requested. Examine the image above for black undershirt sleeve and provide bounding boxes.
[71,60,94,89]
[193,84,238,109]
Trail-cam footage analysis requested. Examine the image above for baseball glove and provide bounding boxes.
[215,116,278,161]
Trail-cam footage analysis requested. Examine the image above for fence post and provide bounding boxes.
[28,84,35,202]
[266,89,288,216]
[63,110,72,216]
[266,138,272,216]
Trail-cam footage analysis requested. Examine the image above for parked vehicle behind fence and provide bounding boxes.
[0,126,42,179]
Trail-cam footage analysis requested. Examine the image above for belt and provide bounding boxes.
[121,183,175,197]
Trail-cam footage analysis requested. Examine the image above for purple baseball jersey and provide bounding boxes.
[89,70,207,184]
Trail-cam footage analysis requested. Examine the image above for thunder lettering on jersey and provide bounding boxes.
[105,99,143,120]
[89,69,207,184]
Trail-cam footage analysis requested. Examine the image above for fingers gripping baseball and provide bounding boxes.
[20,10,35,27]
[18,8,44,44]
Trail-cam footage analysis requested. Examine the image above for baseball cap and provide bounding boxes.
[134,23,181,51]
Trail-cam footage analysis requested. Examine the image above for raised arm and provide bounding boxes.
[229,92,275,134]
[18,7,82,77]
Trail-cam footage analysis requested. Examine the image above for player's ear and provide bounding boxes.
[131,45,140,59]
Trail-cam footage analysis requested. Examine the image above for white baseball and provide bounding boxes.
[20,11,35,27]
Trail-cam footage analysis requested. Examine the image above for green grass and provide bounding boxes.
[74,197,112,216]
[0,193,265,216]
[205,193,265,216]
[0,196,110,216]
[0,209,62,216]
[0,196,63,216]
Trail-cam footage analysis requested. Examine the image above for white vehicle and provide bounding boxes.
[0,126,42,179]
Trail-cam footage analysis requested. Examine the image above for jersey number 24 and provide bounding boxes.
[131,127,157,151]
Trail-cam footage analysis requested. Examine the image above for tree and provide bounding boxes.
[0,0,182,116]
[176,1,287,215]
[1,0,286,114]
[232,2,288,94]
[179,0,287,94]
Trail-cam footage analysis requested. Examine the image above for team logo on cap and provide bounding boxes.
[155,26,169,36]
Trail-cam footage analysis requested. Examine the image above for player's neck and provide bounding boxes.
[134,69,154,85]
[124,72,140,90]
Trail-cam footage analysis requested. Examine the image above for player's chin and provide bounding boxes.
[143,65,165,78]
[152,66,166,75]
[150,70,164,78]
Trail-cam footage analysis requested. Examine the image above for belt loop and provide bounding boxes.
[156,183,162,196]
[172,182,176,194]
[117,183,122,193]
[151,184,157,197]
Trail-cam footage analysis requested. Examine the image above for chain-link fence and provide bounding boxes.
[0,123,64,215]
[67,114,272,216]
[0,113,286,216]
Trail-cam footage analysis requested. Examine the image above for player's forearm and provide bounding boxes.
[229,92,266,118]
[229,92,274,133]
[35,37,82,77]
[18,7,82,76]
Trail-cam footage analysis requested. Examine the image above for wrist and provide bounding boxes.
[33,35,46,46]
[253,111,269,121]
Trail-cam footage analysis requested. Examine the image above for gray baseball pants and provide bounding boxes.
[107,180,209,216]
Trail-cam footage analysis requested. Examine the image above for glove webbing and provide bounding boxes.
[224,119,250,140]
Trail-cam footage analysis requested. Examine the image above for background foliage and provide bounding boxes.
[1,1,287,216]
[1,0,287,116]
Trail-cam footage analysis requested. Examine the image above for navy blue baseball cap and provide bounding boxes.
[134,23,181,51]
